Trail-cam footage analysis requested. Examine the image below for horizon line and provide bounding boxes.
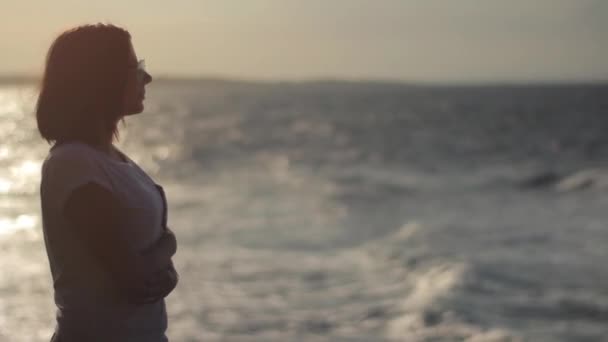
[1,73,607,87]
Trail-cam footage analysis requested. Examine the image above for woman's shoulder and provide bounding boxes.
[47,141,100,163]
[43,141,103,175]
[50,141,93,156]
[41,142,116,199]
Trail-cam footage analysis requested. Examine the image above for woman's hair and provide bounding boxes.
[36,23,132,145]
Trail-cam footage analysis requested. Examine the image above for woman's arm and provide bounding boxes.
[138,260,179,304]
[139,231,179,303]
[142,226,177,269]
[63,181,178,303]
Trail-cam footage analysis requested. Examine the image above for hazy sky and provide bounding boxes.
[2,0,607,82]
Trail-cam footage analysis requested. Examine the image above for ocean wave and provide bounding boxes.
[555,168,608,192]
[357,222,523,341]
[515,168,608,193]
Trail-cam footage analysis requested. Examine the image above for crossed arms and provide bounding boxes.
[64,182,178,304]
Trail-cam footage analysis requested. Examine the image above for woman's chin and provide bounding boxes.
[125,103,145,116]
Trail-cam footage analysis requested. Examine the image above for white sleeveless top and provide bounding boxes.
[40,141,169,341]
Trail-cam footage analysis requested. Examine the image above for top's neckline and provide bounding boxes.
[108,146,132,165]
[85,143,132,165]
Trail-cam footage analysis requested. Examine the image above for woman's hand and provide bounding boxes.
[132,228,178,303]
[158,227,177,257]
[140,226,177,270]
[136,261,179,304]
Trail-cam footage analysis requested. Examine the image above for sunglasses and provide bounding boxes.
[131,59,147,82]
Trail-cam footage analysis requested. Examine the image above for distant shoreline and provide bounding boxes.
[1,74,607,88]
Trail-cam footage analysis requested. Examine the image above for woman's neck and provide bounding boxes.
[90,141,113,153]
[87,139,123,159]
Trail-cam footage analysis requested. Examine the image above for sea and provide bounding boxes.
[0,80,607,341]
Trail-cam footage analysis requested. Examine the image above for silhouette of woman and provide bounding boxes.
[36,24,178,342]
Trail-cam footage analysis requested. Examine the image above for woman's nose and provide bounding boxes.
[144,71,152,84]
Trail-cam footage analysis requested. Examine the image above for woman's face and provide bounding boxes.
[123,41,152,116]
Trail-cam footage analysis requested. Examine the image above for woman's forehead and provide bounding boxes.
[127,41,138,62]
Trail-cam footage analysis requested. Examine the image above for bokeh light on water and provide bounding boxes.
[1,81,608,341]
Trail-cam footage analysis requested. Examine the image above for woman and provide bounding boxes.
[36,24,178,341]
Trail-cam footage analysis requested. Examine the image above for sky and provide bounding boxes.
[1,0,607,83]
